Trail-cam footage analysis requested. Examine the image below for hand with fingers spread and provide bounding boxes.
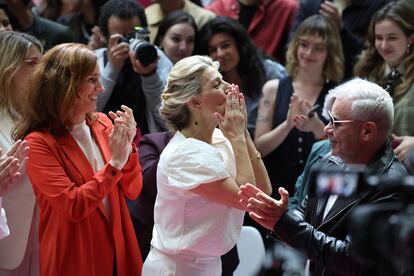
[107,34,130,70]
[238,183,289,230]
[108,105,137,170]
[215,84,246,141]
[0,140,29,196]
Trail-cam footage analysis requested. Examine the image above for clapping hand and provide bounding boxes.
[294,100,322,132]
[0,140,29,196]
[108,105,137,170]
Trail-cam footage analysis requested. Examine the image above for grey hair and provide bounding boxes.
[159,55,220,131]
[323,78,394,133]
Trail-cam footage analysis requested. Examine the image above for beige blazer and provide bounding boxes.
[0,114,37,270]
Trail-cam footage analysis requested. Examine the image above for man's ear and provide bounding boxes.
[360,121,377,142]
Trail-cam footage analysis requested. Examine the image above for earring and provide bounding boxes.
[408,44,411,54]
[194,110,200,126]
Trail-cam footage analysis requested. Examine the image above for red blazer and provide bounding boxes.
[25,113,143,276]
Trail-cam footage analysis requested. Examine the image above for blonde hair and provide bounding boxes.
[14,43,97,140]
[0,31,42,118]
[286,15,344,82]
[160,55,219,131]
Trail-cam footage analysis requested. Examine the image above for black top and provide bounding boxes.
[263,76,335,196]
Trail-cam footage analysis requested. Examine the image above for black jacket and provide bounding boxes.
[274,142,407,275]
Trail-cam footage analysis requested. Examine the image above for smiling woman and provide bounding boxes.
[13,43,143,276]
[354,1,414,138]
[154,10,198,64]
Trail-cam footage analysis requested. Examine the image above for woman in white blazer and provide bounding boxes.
[0,31,42,276]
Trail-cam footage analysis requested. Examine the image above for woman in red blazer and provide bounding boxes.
[14,43,143,276]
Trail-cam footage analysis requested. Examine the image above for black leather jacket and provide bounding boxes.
[274,142,407,276]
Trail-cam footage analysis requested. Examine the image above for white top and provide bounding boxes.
[70,121,109,218]
[0,198,9,240]
[152,128,244,256]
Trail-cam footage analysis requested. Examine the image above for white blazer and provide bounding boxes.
[0,113,37,270]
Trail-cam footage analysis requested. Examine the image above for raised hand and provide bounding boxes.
[238,183,289,230]
[287,95,302,128]
[214,84,246,141]
[319,1,342,29]
[0,140,29,196]
[107,34,130,70]
[108,105,137,170]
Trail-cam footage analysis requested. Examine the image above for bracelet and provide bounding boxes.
[250,151,261,161]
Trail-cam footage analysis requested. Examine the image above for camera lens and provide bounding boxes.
[135,42,158,67]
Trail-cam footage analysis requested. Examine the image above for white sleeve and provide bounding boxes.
[0,198,9,240]
[167,139,230,190]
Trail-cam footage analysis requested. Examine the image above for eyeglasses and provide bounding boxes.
[328,111,355,130]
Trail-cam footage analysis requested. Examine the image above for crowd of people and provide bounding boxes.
[0,0,413,275]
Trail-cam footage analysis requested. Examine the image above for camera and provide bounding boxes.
[309,167,414,275]
[308,166,364,198]
[119,27,158,67]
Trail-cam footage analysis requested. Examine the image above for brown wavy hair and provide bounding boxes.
[13,43,97,140]
[354,2,414,100]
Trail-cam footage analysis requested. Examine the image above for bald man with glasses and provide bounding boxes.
[239,78,407,276]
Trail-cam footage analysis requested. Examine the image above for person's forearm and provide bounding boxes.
[230,137,255,187]
[255,121,292,157]
[245,130,272,195]
[275,209,360,275]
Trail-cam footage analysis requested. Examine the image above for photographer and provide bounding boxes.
[95,0,172,134]
[239,78,408,275]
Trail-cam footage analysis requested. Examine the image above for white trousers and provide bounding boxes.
[142,248,221,276]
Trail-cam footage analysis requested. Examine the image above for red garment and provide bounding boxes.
[207,0,299,62]
[26,113,143,276]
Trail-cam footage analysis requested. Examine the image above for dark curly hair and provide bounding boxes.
[198,16,266,98]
